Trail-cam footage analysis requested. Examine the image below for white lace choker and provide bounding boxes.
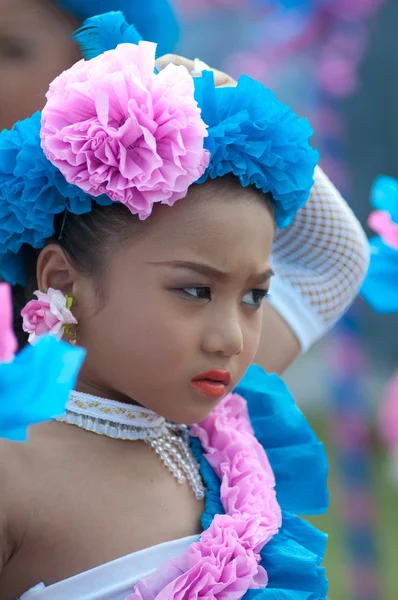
[56,391,206,500]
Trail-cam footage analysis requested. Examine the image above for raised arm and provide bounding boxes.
[256,166,369,372]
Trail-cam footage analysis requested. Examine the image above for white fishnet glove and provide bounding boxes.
[269,166,369,352]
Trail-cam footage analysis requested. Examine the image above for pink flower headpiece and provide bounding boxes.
[41,42,210,219]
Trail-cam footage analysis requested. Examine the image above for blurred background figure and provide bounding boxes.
[0,0,179,130]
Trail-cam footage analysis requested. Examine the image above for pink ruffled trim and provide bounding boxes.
[125,393,281,600]
[368,210,398,249]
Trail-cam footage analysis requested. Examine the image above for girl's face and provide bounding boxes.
[0,0,80,130]
[73,180,275,425]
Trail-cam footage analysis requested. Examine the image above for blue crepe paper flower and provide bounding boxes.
[370,175,398,223]
[361,237,398,314]
[0,113,111,285]
[0,336,85,441]
[194,71,319,229]
[361,175,398,313]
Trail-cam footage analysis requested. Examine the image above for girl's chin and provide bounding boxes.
[158,401,224,426]
[136,386,231,425]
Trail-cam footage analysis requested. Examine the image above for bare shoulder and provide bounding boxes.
[0,438,31,573]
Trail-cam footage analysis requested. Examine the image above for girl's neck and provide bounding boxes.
[76,379,143,407]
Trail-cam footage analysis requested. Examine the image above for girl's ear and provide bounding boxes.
[36,244,77,296]
[36,244,98,323]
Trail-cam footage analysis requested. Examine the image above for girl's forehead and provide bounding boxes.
[129,180,274,255]
[130,186,274,264]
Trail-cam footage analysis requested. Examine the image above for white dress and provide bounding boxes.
[20,535,199,600]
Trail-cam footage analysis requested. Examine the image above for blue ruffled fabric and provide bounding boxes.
[0,112,112,285]
[191,365,328,599]
[361,237,398,313]
[54,0,179,56]
[194,71,319,229]
[361,175,398,313]
[0,337,85,441]
[370,175,398,222]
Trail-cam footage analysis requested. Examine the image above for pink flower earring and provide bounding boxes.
[21,288,78,345]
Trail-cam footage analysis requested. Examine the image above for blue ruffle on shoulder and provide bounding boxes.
[0,336,85,441]
[191,365,328,600]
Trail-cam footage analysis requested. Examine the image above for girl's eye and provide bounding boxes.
[0,39,32,61]
[242,289,269,308]
[180,287,212,300]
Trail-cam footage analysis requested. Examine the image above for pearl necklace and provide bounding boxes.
[56,391,206,500]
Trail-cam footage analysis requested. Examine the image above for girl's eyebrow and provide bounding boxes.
[148,260,274,283]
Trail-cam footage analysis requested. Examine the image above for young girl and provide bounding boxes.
[0,17,330,599]
[0,0,370,375]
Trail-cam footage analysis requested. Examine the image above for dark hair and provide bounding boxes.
[12,176,274,348]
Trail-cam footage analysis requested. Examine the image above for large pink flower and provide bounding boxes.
[21,288,77,345]
[41,42,209,219]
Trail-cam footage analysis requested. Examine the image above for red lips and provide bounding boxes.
[192,370,231,398]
